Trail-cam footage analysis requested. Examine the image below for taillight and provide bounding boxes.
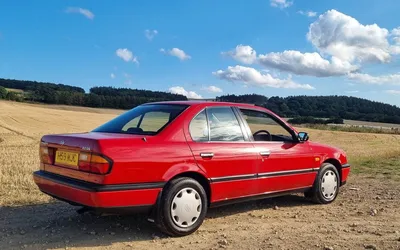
[78,153,111,174]
[40,146,54,164]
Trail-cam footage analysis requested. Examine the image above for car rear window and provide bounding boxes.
[93,104,188,135]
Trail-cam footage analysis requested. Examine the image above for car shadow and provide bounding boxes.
[207,193,314,218]
[0,194,313,249]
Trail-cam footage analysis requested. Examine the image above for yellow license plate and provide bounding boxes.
[55,150,79,167]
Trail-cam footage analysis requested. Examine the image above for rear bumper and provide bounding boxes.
[33,171,164,211]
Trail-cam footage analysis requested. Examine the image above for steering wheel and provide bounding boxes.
[253,130,272,141]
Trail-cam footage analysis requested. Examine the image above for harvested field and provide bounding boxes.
[0,100,399,250]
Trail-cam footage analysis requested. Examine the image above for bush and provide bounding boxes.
[6,91,22,102]
[0,86,7,99]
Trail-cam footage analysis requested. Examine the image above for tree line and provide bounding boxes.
[0,78,84,93]
[2,78,400,124]
[0,78,187,109]
[217,94,400,124]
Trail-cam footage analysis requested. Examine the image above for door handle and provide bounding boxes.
[200,152,214,158]
[259,151,271,157]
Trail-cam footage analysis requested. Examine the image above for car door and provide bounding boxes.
[237,108,317,194]
[185,106,259,203]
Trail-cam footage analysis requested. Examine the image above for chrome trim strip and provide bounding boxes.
[210,174,257,183]
[258,168,317,178]
[342,164,351,168]
[210,168,318,183]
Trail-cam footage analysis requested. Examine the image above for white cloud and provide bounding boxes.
[222,45,257,64]
[144,29,158,41]
[258,50,359,77]
[110,73,115,79]
[220,10,400,81]
[348,72,400,85]
[65,7,94,20]
[307,9,392,63]
[390,27,400,53]
[169,86,202,99]
[116,48,139,64]
[203,86,223,93]
[270,0,293,9]
[391,27,400,44]
[213,65,314,90]
[385,90,400,95]
[298,10,317,17]
[345,90,359,94]
[161,48,191,61]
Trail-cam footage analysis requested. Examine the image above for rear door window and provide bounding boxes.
[207,107,244,142]
[189,110,209,141]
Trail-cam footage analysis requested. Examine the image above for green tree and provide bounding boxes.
[0,86,7,99]
[6,91,20,101]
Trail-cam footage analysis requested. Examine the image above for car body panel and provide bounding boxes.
[34,101,350,211]
[252,141,318,193]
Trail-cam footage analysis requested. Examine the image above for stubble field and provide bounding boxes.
[0,100,400,250]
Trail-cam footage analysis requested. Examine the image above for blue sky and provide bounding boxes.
[1,0,400,105]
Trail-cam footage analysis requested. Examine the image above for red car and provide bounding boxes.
[33,101,350,236]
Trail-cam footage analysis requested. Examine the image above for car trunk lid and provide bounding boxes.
[40,132,146,180]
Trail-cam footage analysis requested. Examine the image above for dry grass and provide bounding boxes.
[344,119,400,129]
[0,101,120,206]
[5,88,25,93]
[1,100,400,206]
[297,123,400,135]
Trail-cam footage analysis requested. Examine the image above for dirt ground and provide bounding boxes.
[1,101,400,250]
[1,177,400,250]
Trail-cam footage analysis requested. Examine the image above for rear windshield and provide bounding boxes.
[92,104,188,135]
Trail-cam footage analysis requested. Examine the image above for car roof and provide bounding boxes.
[146,100,262,109]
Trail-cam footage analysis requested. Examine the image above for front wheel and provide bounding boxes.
[306,163,340,204]
[156,177,208,236]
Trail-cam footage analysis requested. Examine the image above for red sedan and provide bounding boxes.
[33,101,350,236]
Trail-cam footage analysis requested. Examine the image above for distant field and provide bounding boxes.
[343,119,400,129]
[1,100,400,206]
[284,117,400,129]
[5,88,25,93]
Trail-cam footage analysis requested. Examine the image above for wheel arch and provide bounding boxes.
[166,171,211,206]
[323,158,342,183]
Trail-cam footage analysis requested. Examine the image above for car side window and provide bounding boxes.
[122,116,141,131]
[240,109,294,142]
[189,110,209,141]
[140,111,170,131]
[121,111,170,133]
[207,107,244,142]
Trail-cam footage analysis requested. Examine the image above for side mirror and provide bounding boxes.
[298,132,309,142]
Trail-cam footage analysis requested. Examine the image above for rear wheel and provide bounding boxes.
[156,177,208,236]
[306,163,340,204]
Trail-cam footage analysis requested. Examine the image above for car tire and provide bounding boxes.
[307,163,340,204]
[155,177,208,237]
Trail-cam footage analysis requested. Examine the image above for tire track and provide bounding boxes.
[0,123,36,141]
